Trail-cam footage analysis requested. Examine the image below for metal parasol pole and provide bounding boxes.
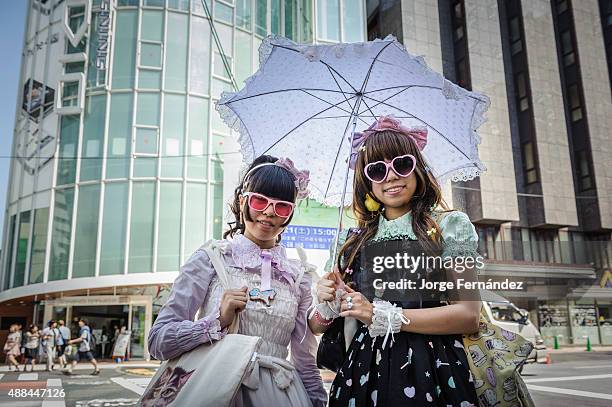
[330,93,364,270]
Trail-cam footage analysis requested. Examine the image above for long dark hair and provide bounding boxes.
[224,155,298,241]
[337,130,450,274]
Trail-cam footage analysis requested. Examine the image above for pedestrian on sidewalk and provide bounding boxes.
[63,318,99,376]
[41,320,58,371]
[17,323,25,365]
[23,325,40,372]
[3,324,22,371]
[58,319,71,368]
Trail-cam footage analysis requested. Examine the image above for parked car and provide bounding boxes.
[481,295,547,370]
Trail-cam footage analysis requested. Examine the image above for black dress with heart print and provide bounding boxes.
[328,231,478,407]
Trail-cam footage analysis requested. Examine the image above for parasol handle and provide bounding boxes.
[331,95,363,268]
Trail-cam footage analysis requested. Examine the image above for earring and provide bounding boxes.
[365,193,381,212]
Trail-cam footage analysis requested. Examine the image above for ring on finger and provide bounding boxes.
[346,296,353,310]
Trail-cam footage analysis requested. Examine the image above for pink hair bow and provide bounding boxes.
[348,116,428,169]
[275,157,311,199]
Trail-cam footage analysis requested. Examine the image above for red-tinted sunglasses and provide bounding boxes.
[242,192,296,218]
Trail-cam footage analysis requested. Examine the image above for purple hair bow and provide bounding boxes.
[348,116,428,169]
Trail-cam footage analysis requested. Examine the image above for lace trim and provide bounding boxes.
[441,238,479,259]
[230,235,297,281]
[372,212,417,242]
[201,311,225,342]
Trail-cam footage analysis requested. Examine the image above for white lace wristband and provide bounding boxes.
[368,300,410,349]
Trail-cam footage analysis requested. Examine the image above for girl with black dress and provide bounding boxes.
[309,116,481,407]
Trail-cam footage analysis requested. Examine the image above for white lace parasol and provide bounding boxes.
[217,35,489,207]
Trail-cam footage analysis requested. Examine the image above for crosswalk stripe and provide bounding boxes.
[42,378,66,407]
[47,378,62,387]
[523,373,612,383]
[111,377,148,396]
[527,384,612,401]
[0,374,4,381]
[18,373,38,381]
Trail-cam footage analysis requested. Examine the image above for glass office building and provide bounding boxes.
[0,0,365,360]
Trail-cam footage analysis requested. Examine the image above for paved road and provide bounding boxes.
[522,358,612,406]
[1,357,611,406]
[0,364,153,406]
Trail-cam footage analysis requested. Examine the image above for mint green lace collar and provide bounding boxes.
[372,211,417,241]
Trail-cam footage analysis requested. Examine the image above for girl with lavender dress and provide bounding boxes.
[148,155,326,407]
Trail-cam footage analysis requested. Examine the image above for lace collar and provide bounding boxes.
[229,234,297,284]
[372,211,417,242]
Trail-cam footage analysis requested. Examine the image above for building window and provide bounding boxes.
[112,10,138,89]
[184,183,207,259]
[215,1,234,24]
[568,84,583,122]
[100,183,128,276]
[13,211,31,288]
[317,0,340,42]
[509,17,522,55]
[516,72,529,112]
[61,81,80,107]
[168,0,190,11]
[454,25,464,41]
[342,0,364,42]
[456,58,468,88]
[476,225,501,260]
[237,0,252,30]
[256,0,267,36]
[598,0,612,95]
[140,42,163,69]
[576,150,594,191]
[165,12,189,91]
[190,16,212,95]
[144,0,165,7]
[81,95,106,182]
[450,0,471,90]
[301,0,314,42]
[128,182,156,273]
[512,227,564,263]
[271,0,281,35]
[560,30,575,66]
[28,208,49,284]
[106,93,133,179]
[65,61,85,73]
[49,188,75,281]
[522,142,538,184]
[214,51,233,79]
[453,1,463,19]
[136,92,161,126]
[556,0,568,15]
[134,127,159,155]
[3,215,16,289]
[158,182,182,272]
[72,184,101,278]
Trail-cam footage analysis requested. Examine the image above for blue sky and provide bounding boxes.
[0,2,27,244]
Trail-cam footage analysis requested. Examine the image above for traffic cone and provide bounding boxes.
[586,337,591,352]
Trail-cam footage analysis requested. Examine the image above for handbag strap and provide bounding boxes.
[201,243,241,334]
[294,246,311,289]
